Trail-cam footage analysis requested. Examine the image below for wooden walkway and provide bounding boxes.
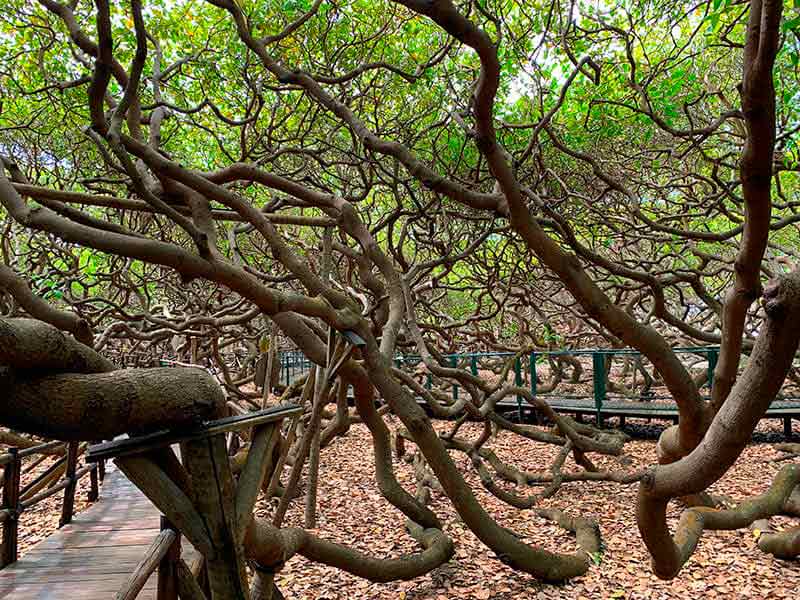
[0,463,191,599]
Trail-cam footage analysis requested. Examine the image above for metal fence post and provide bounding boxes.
[707,348,718,395]
[592,352,607,427]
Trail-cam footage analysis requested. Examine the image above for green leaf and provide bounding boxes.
[783,16,800,32]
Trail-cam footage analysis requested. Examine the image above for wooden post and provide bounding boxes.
[183,434,249,599]
[394,430,406,460]
[305,368,324,528]
[59,441,79,527]
[261,319,278,407]
[250,567,283,600]
[175,559,207,600]
[88,462,99,502]
[235,424,277,540]
[1,448,21,567]
[157,516,180,600]
[89,440,102,503]
[305,324,334,529]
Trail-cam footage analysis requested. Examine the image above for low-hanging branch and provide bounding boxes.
[0,317,225,440]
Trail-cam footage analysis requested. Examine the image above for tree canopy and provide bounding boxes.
[1,0,800,595]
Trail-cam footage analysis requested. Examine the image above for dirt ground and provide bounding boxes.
[7,417,798,599]
[260,417,800,600]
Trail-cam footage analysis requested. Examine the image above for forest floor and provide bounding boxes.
[262,417,800,600]
[7,418,798,599]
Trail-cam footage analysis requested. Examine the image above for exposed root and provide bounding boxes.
[751,519,800,559]
[774,443,800,462]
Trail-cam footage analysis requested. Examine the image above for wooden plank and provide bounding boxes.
[33,529,162,550]
[115,528,177,600]
[114,456,213,557]
[0,465,197,599]
[0,583,157,599]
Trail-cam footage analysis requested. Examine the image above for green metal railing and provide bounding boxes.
[280,349,313,386]
[277,346,724,421]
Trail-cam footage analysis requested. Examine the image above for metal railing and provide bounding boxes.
[257,346,797,434]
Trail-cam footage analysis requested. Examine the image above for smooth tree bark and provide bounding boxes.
[0,0,797,592]
[710,0,782,414]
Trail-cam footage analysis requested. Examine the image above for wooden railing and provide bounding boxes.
[116,517,181,600]
[86,404,303,600]
[0,439,105,567]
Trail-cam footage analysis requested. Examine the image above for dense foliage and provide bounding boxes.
[1,0,800,596]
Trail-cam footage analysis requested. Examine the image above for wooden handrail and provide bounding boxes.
[19,442,89,503]
[0,441,105,568]
[19,450,69,499]
[19,478,71,510]
[1,448,20,567]
[116,526,179,600]
[20,463,95,510]
[17,440,65,459]
[86,404,302,462]
[0,440,66,465]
